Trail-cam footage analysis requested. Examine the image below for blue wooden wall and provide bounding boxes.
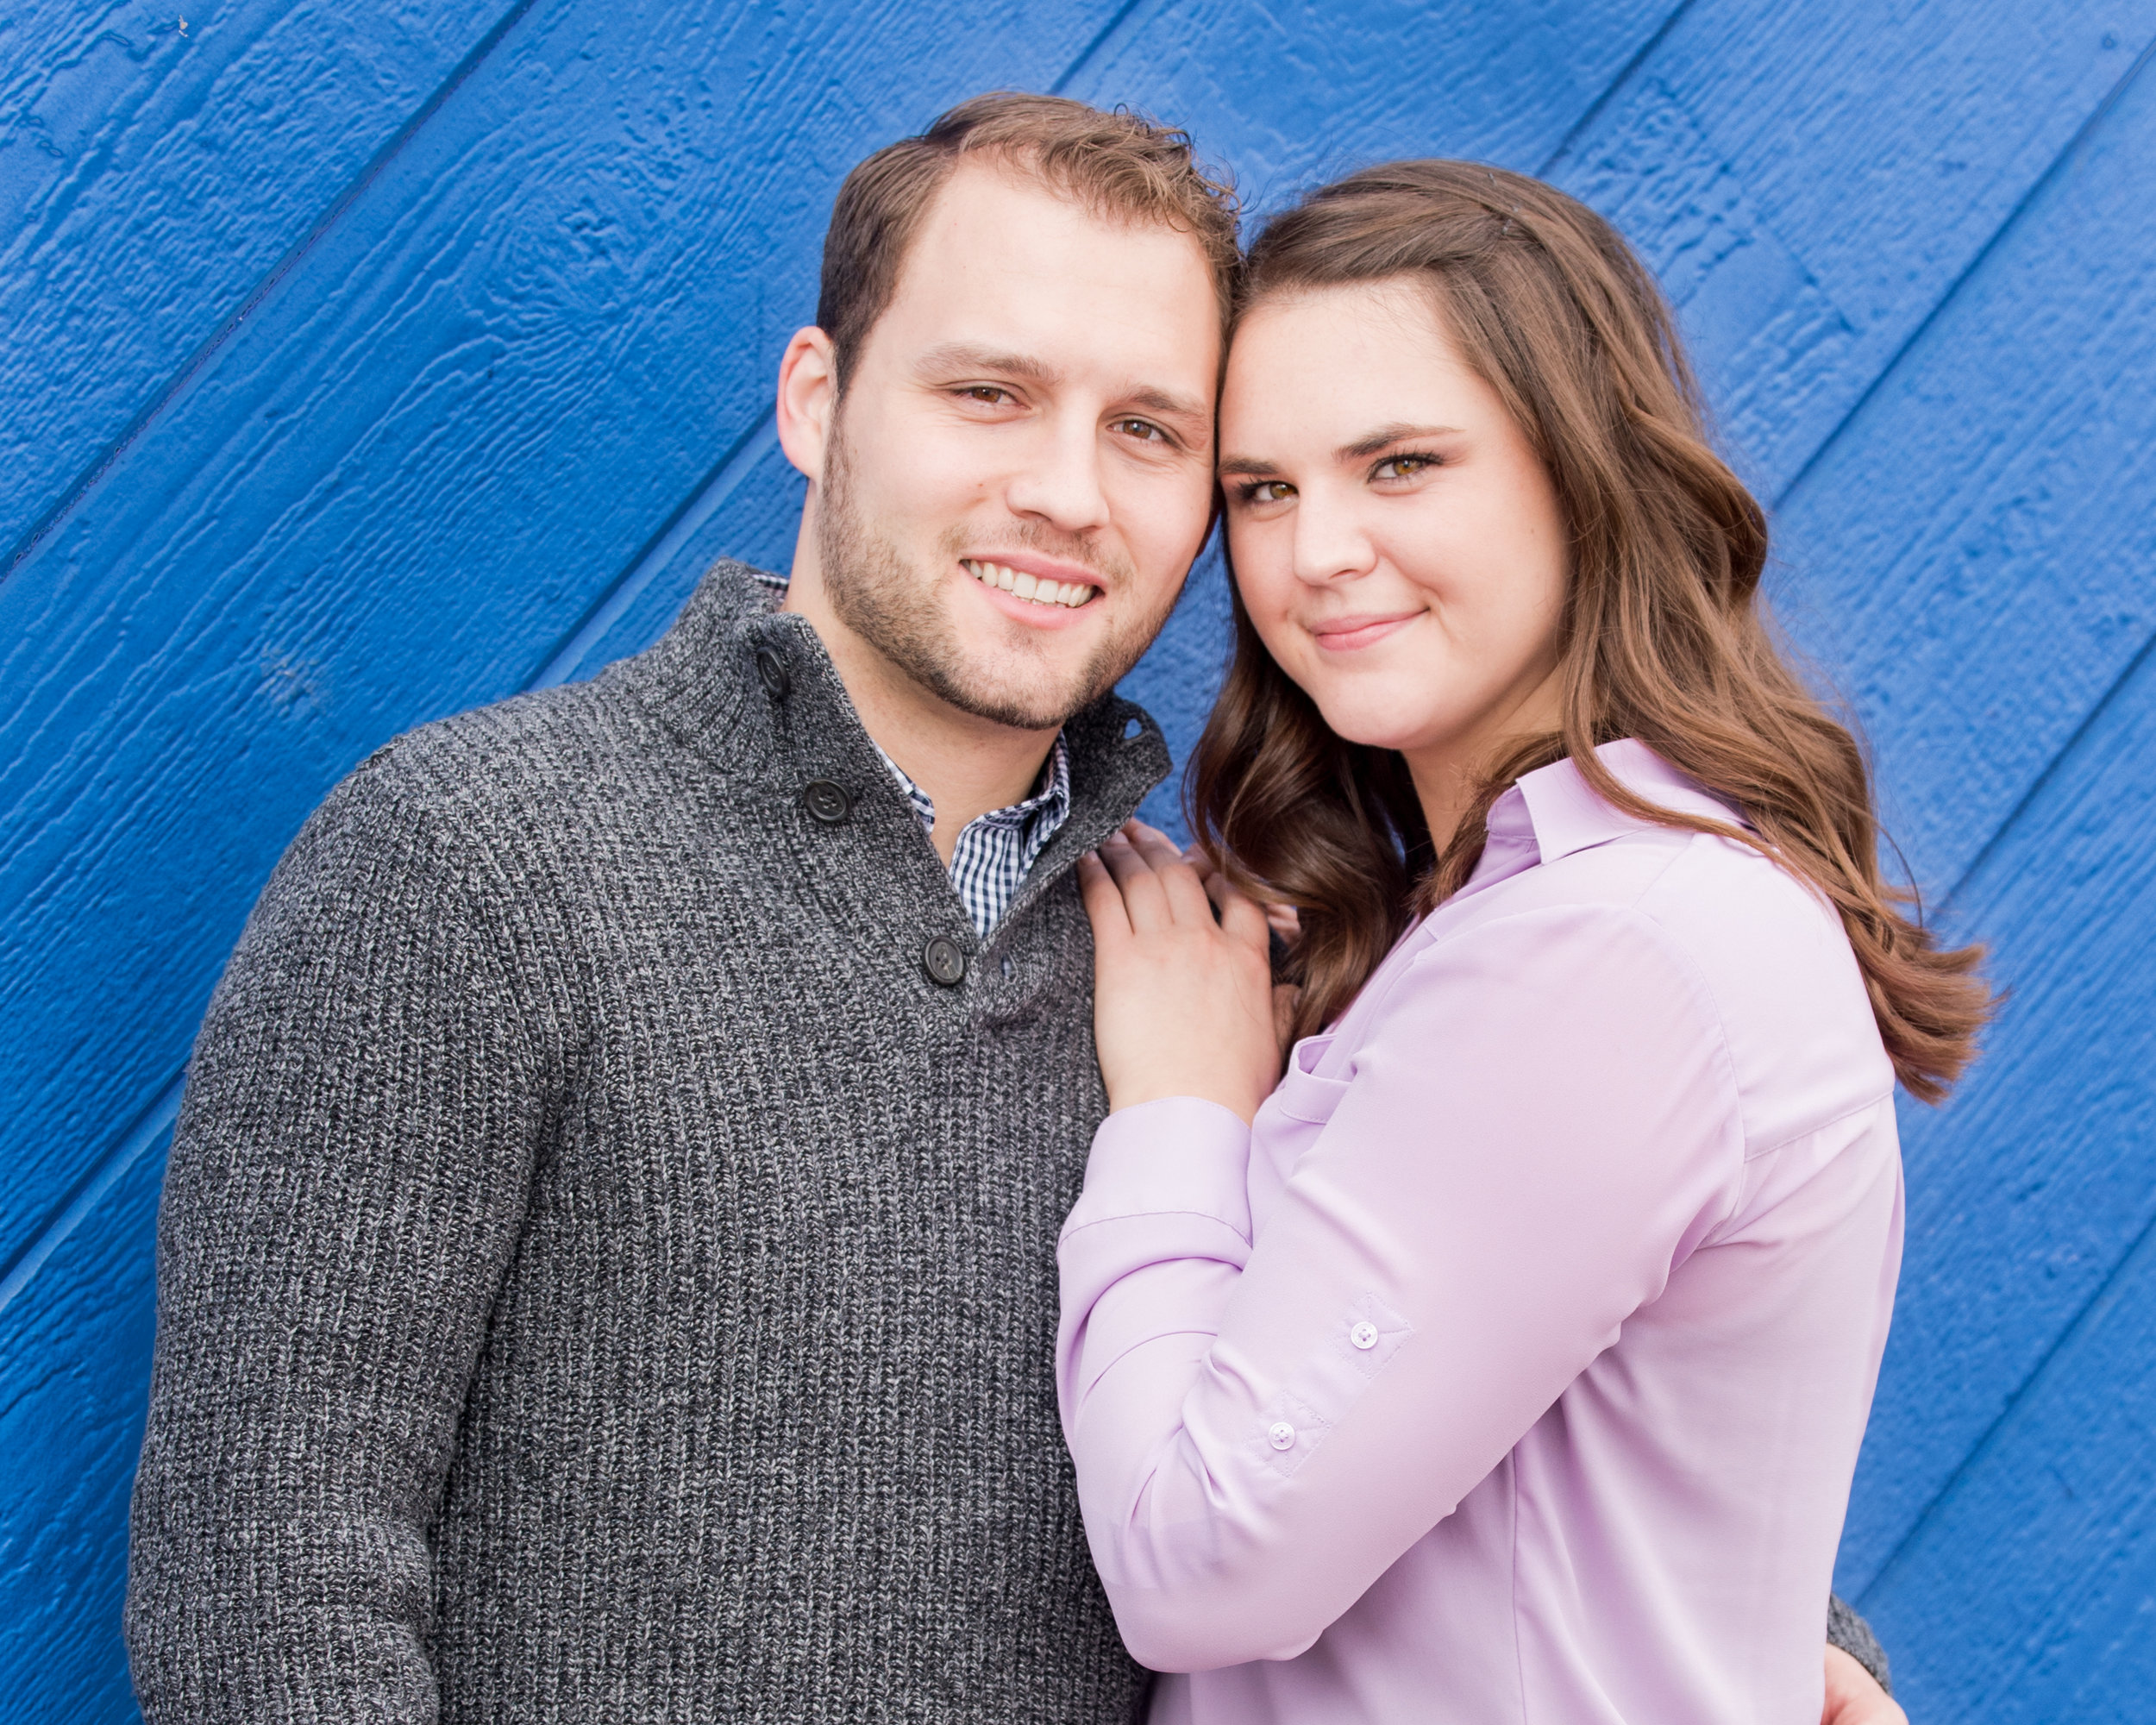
[3,2,2153,1717]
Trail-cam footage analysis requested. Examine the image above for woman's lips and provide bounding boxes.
[1308,611,1420,652]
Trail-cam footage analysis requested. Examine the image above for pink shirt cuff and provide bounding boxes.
[1062,1096,1254,1246]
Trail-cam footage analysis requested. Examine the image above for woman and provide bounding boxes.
[1060,162,1988,1723]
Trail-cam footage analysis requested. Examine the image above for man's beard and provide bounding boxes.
[813,424,1171,731]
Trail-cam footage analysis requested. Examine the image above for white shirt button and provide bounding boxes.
[1268,1421,1296,1451]
[1351,1320,1380,1351]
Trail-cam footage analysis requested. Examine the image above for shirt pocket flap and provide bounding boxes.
[1270,1032,1351,1126]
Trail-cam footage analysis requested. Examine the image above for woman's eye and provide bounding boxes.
[1372,454,1437,481]
[1237,480,1295,505]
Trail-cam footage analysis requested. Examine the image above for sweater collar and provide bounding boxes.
[615,558,1170,900]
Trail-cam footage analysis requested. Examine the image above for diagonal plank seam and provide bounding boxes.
[1770,28,2156,516]
[1852,1174,2156,1606]
[1942,623,2156,913]
[0,1070,183,1320]
[0,0,544,584]
[1536,0,1698,175]
[1050,0,1160,97]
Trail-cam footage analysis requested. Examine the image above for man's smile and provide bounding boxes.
[961,555,1100,610]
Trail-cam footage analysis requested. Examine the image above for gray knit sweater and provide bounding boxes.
[127,560,1167,1722]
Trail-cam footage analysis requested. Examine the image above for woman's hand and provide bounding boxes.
[1077,822,1282,1123]
[1821,1647,1907,1725]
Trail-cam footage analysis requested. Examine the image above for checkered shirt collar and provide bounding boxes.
[874,733,1074,937]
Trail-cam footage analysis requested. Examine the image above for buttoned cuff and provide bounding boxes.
[1064,1096,1253,1245]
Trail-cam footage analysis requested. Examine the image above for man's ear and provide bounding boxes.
[776,326,840,483]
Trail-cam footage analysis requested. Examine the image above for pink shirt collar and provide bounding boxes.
[1473,739,1748,892]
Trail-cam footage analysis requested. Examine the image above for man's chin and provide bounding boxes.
[906,637,1123,731]
[922,670,1105,733]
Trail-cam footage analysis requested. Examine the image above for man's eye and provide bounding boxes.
[959,386,1014,405]
[1111,417,1169,443]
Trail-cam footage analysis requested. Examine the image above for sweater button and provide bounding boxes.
[1267,1421,1296,1451]
[801,780,851,824]
[922,937,966,987]
[755,646,790,699]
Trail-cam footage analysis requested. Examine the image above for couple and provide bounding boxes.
[127,92,1980,1722]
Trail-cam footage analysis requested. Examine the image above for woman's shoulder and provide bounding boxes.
[1423,749,1896,1151]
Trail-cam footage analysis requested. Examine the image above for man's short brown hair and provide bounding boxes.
[817,91,1240,389]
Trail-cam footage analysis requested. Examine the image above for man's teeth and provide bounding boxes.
[963,560,1094,608]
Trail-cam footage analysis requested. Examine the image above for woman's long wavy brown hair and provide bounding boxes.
[1191,160,1990,1102]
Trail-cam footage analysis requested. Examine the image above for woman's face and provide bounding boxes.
[1219,279,1570,794]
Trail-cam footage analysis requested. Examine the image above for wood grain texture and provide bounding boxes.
[0,0,511,560]
[1749,53,2156,1608]
[1854,635,2156,1719]
[0,1136,166,1724]
[1553,2,2147,499]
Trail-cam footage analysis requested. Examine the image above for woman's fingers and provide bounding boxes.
[1203,867,1273,952]
[1095,828,1177,932]
[1125,823,1218,925]
[1075,850,1132,944]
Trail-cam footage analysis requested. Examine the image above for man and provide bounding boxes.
[127,93,1901,1722]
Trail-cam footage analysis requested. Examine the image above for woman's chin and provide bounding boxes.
[1307,696,1431,756]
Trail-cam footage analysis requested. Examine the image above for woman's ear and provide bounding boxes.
[775,326,840,483]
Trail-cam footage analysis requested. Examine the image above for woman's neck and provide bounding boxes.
[1401,668,1567,854]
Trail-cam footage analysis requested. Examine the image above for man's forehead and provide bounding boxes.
[874,164,1219,395]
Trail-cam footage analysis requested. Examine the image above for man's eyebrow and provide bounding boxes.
[1122,385,1211,433]
[1337,422,1463,461]
[913,342,1064,386]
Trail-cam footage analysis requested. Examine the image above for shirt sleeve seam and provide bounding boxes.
[1061,1208,1254,1249]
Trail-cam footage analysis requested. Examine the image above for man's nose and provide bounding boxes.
[1004,413,1113,538]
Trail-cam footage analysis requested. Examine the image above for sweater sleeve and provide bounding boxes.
[125,754,546,1722]
[1828,1594,1893,1695]
[1056,903,1746,1672]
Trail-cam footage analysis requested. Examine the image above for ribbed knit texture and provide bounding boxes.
[126,560,1168,1723]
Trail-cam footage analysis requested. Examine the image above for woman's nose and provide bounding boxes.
[1291,489,1378,585]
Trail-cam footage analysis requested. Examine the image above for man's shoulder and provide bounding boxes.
[347,678,636,822]
[345,558,786,827]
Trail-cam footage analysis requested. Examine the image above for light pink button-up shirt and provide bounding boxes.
[1057,740,1902,1724]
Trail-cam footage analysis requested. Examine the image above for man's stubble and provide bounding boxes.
[813,417,1179,732]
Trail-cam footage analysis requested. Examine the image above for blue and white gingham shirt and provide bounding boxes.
[876,734,1073,937]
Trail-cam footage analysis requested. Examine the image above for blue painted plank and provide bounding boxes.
[0,1132,166,1724]
[0,0,1136,1278]
[1844,633,2156,1718]
[1777,56,2156,1591]
[1552,0,2147,499]
[1074,0,1680,213]
[0,0,510,559]
[1771,39,2156,903]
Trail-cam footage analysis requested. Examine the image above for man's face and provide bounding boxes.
[808,162,1221,730]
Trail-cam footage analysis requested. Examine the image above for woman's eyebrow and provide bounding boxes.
[1336,422,1463,461]
[1216,453,1276,479]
